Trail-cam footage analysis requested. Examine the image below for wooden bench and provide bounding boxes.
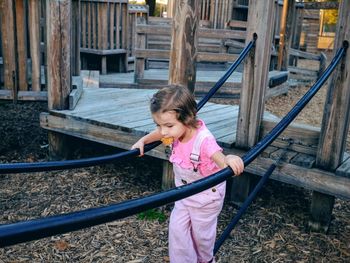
[80,0,128,75]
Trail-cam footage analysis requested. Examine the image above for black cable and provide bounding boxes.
[0,44,345,247]
[0,39,255,175]
[0,44,346,248]
[0,141,161,174]
[196,37,256,111]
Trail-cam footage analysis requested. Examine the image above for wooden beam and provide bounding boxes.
[168,0,200,92]
[303,2,339,10]
[28,0,41,91]
[316,1,350,171]
[236,0,276,148]
[46,0,72,110]
[0,0,16,91]
[15,0,28,91]
[312,0,350,232]
[234,0,276,204]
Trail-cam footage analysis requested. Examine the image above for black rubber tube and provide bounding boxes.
[0,45,345,248]
[214,164,277,254]
[196,39,255,111]
[0,40,254,175]
[0,141,161,174]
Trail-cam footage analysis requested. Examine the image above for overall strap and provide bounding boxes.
[190,129,213,171]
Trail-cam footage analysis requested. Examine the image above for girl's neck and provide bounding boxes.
[179,126,197,143]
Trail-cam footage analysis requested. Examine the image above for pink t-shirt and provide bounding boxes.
[169,119,222,177]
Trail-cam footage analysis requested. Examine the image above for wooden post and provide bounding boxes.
[71,0,80,76]
[0,0,16,91]
[234,0,275,204]
[289,3,303,66]
[46,0,72,110]
[46,0,72,160]
[168,0,199,93]
[277,0,294,71]
[134,16,147,83]
[28,0,42,91]
[15,0,28,91]
[236,0,276,149]
[312,1,350,232]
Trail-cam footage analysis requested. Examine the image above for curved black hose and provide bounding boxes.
[213,43,347,254]
[196,39,255,111]
[0,45,345,248]
[0,39,255,175]
[0,141,161,174]
[214,164,276,254]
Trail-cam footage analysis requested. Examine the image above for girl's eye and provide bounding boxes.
[166,125,173,128]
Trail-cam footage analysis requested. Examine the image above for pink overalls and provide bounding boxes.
[168,125,226,263]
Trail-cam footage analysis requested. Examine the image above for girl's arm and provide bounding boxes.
[131,129,163,156]
[211,151,244,176]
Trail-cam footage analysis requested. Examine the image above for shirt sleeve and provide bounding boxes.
[200,136,222,160]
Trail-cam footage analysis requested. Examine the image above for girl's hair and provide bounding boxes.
[150,85,198,128]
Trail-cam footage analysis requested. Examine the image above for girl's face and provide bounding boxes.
[153,111,194,142]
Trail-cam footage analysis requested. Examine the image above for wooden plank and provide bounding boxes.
[0,0,16,90]
[168,0,198,92]
[291,153,316,168]
[69,76,84,110]
[303,2,339,10]
[28,0,41,91]
[236,0,276,148]
[289,48,321,60]
[15,0,28,91]
[336,158,350,178]
[80,48,127,55]
[40,112,168,160]
[46,0,71,110]
[316,0,350,171]
[0,90,47,101]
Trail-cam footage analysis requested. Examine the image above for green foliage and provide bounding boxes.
[137,208,167,223]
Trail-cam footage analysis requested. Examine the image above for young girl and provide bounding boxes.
[132,85,244,263]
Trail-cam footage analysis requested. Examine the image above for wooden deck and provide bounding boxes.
[98,68,289,99]
[40,87,350,200]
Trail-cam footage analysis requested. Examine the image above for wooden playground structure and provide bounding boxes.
[0,0,349,233]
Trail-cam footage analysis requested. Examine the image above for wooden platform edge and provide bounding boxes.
[40,112,350,201]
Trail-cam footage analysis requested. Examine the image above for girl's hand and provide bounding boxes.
[225,155,244,176]
[131,139,145,156]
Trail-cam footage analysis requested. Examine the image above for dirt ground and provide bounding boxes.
[0,86,350,262]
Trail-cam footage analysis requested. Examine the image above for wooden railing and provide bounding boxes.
[288,48,327,83]
[80,0,128,74]
[134,18,247,82]
[0,0,47,101]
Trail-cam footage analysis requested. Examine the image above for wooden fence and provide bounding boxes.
[80,0,128,75]
[0,0,47,101]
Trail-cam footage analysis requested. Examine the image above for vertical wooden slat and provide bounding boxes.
[92,3,97,49]
[87,2,92,49]
[312,1,350,233]
[233,0,276,205]
[81,2,87,48]
[236,0,276,148]
[101,3,108,50]
[316,2,350,170]
[109,3,115,49]
[46,0,71,110]
[0,0,17,90]
[71,0,80,76]
[121,2,128,50]
[15,0,28,91]
[134,16,146,82]
[168,0,199,93]
[116,3,121,48]
[28,0,41,91]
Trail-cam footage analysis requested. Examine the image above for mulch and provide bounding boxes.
[0,94,349,262]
